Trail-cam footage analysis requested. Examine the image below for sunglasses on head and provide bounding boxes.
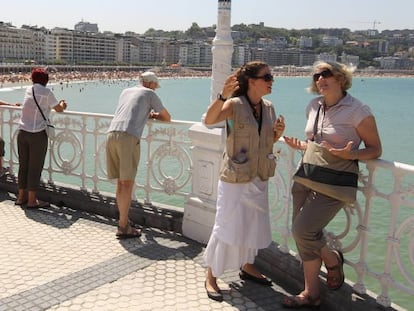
[313,69,333,82]
[253,73,274,82]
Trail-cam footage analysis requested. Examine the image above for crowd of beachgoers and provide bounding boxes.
[1,67,413,88]
[0,69,213,88]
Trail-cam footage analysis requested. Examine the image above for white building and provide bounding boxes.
[0,23,45,63]
[321,35,343,47]
[298,36,313,48]
[317,52,337,63]
[340,52,360,68]
[74,21,99,33]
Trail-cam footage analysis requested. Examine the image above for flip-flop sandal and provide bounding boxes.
[116,224,142,239]
[326,250,345,290]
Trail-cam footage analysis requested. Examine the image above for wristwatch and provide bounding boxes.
[217,93,227,102]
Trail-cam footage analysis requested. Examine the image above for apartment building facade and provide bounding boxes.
[2,22,358,68]
[0,23,46,63]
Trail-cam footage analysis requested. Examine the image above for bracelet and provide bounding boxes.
[217,93,227,102]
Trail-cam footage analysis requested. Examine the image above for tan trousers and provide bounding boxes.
[291,182,345,261]
[0,137,4,157]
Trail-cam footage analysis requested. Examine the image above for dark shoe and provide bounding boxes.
[116,224,142,239]
[15,200,28,206]
[204,281,223,302]
[239,269,272,286]
[26,201,50,209]
[281,294,321,309]
[0,167,9,178]
[326,250,345,290]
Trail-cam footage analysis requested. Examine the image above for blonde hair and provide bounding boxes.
[307,61,354,94]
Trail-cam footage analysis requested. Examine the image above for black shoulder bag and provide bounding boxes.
[32,87,55,139]
[293,105,359,203]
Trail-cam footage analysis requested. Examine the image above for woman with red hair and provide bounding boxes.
[15,68,68,208]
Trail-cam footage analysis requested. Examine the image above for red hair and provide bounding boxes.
[31,67,49,86]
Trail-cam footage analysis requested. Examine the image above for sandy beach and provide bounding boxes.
[0,69,212,89]
[1,67,413,90]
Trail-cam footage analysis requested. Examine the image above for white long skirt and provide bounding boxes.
[203,177,272,277]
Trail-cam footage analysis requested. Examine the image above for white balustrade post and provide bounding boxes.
[182,0,233,243]
[182,124,225,243]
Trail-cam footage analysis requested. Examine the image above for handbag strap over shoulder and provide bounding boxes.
[32,87,48,122]
[311,105,322,142]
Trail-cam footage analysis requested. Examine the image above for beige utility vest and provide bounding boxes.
[220,96,277,183]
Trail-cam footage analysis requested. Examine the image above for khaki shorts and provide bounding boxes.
[106,131,140,180]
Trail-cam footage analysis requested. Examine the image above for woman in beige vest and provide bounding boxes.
[203,61,285,302]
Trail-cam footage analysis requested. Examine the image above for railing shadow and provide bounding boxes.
[118,227,203,261]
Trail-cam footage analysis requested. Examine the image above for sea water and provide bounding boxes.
[1,77,414,309]
[2,76,413,165]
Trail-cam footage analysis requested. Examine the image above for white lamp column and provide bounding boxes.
[211,0,233,102]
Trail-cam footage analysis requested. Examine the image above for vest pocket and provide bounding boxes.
[220,157,252,183]
[259,155,277,180]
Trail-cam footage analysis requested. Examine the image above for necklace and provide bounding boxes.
[246,96,262,121]
[324,91,346,109]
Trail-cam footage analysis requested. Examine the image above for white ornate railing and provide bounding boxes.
[268,140,414,309]
[1,106,413,309]
[1,107,194,207]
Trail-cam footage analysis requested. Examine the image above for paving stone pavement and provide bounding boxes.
[0,191,337,311]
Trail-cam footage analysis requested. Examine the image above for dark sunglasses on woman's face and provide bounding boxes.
[313,69,334,82]
[253,73,274,82]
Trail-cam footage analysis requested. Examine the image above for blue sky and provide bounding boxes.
[1,0,412,33]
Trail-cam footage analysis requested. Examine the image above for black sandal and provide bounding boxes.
[326,250,345,290]
[281,294,321,309]
[116,224,141,239]
[239,269,272,286]
[204,280,223,302]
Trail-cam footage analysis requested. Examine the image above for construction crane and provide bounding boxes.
[371,20,381,30]
[349,20,382,30]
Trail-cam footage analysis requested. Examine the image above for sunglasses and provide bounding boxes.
[253,73,274,82]
[313,69,334,82]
